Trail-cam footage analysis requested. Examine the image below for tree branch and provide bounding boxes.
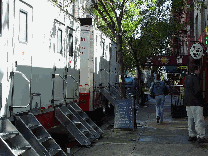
[97,0,117,30]
[91,0,117,37]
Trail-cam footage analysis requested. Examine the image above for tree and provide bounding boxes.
[85,0,156,99]
[122,1,170,92]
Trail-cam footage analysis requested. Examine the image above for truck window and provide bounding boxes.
[19,10,27,43]
[102,42,104,56]
[0,0,2,35]
[57,29,62,53]
[69,33,73,56]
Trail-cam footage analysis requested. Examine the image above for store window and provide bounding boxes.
[19,11,27,42]
[57,29,62,53]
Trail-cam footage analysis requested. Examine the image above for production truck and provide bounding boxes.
[78,21,119,116]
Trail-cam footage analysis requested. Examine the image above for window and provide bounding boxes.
[57,29,62,53]
[102,42,105,56]
[109,43,112,60]
[19,11,27,42]
[69,33,73,56]
[102,38,105,56]
[116,50,118,62]
[0,0,2,35]
[195,14,198,40]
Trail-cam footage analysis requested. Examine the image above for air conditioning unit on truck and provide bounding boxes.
[79,19,119,116]
[0,1,103,155]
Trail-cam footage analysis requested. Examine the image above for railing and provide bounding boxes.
[9,71,31,117]
[52,74,68,107]
[66,75,79,102]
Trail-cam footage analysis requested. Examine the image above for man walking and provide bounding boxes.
[184,64,207,143]
[149,73,169,123]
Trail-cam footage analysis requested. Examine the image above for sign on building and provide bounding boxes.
[190,43,204,59]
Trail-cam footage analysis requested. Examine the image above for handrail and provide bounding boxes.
[10,71,31,109]
[53,74,68,106]
[13,71,30,83]
[11,104,30,108]
[67,75,79,84]
[55,74,68,83]
[67,75,79,100]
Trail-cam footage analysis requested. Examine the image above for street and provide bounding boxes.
[69,95,208,156]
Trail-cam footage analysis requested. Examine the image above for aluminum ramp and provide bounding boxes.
[110,86,132,99]
[0,118,39,156]
[67,102,103,138]
[101,87,118,106]
[15,113,66,156]
[55,106,96,146]
[101,86,132,106]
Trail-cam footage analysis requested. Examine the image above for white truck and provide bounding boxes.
[79,20,118,115]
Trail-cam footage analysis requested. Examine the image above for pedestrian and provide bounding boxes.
[183,64,207,143]
[149,73,169,123]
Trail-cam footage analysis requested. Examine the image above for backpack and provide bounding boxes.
[163,82,169,96]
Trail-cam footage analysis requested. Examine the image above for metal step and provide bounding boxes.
[55,106,93,146]
[41,139,62,155]
[11,146,31,156]
[67,103,103,137]
[0,118,39,156]
[59,106,95,143]
[0,131,19,140]
[15,113,66,156]
[38,136,52,143]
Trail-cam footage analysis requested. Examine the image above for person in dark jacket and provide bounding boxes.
[184,64,207,143]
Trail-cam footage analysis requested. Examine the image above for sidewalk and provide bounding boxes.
[70,95,208,156]
[134,95,208,156]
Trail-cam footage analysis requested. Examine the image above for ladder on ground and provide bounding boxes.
[55,104,103,146]
[15,113,66,156]
[0,118,39,156]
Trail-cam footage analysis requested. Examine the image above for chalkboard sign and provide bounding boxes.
[114,99,134,129]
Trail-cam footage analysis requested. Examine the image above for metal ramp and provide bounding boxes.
[55,106,97,146]
[0,118,39,156]
[101,87,118,106]
[110,85,132,99]
[101,86,132,106]
[15,113,66,156]
[66,102,103,138]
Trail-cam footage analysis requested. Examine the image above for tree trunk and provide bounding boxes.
[117,35,126,99]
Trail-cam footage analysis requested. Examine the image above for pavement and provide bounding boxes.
[69,95,208,156]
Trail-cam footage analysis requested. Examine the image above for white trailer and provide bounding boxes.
[79,20,118,113]
[0,0,80,122]
[0,2,105,154]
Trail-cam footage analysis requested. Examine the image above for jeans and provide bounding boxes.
[155,95,165,123]
[186,106,205,139]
